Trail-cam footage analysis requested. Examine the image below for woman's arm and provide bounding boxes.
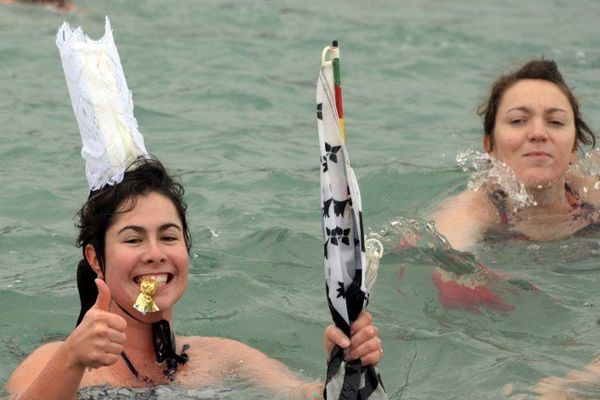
[6,342,86,400]
[431,190,494,251]
[214,338,322,399]
[214,311,382,399]
[6,280,127,400]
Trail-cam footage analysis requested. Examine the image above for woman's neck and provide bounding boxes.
[110,302,173,361]
[524,178,570,212]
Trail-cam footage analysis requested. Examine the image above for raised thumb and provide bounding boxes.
[94,278,111,311]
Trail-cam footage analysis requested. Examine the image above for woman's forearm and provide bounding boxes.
[11,342,85,400]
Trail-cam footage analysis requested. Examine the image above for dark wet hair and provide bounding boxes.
[477,59,596,150]
[75,157,191,325]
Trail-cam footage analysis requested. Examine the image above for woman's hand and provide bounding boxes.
[64,279,127,369]
[323,311,382,366]
[294,380,324,399]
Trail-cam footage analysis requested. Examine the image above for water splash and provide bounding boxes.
[369,217,523,314]
[456,148,490,173]
[570,149,600,177]
[456,150,536,211]
[368,217,451,253]
[369,217,493,275]
[77,385,235,399]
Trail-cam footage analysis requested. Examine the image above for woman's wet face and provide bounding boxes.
[487,79,577,188]
[100,192,189,319]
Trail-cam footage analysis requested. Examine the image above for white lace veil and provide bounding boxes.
[56,17,148,191]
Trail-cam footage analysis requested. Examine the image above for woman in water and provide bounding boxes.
[5,158,383,399]
[430,59,600,398]
[432,59,599,251]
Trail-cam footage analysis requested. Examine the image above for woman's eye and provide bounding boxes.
[509,118,526,125]
[549,120,565,127]
[124,238,142,244]
[162,235,179,242]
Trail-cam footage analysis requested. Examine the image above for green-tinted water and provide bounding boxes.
[2,0,600,398]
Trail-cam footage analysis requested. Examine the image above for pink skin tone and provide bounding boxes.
[324,312,382,367]
[484,79,578,190]
[86,192,189,325]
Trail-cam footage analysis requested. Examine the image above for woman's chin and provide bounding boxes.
[520,173,560,190]
[131,308,170,324]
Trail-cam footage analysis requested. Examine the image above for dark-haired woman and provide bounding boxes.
[6,158,382,400]
[432,59,599,251]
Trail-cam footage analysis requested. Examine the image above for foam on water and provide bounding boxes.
[77,385,235,400]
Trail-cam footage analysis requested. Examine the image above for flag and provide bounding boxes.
[317,41,387,400]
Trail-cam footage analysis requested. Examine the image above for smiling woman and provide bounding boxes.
[431,59,600,251]
[3,18,384,400]
[103,191,188,315]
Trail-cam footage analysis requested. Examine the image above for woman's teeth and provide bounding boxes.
[135,274,168,284]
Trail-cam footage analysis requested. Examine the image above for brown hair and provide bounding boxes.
[477,59,596,150]
[75,157,191,325]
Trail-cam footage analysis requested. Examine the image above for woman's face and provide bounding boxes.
[487,79,577,188]
[94,191,189,320]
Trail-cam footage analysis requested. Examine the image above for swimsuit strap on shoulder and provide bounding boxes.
[488,189,509,224]
[120,352,154,385]
[564,181,595,211]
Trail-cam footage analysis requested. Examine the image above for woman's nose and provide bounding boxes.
[528,118,548,142]
[143,240,166,263]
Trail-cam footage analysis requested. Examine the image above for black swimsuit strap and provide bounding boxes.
[120,352,154,384]
[114,303,189,383]
[120,352,141,380]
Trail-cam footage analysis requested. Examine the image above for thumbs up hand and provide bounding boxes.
[64,279,127,369]
[93,278,112,312]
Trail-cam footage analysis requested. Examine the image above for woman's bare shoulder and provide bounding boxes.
[178,336,276,367]
[178,336,250,357]
[433,189,493,220]
[6,341,64,392]
[431,190,495,250]
[175,336,258,387]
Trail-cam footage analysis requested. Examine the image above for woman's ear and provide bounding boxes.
[483,135,493,153]
[570,141,578,164]
[85,244,104,280]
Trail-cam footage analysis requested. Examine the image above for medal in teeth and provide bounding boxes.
[133,275,166,315]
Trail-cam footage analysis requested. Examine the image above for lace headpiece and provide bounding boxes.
[56,17,148,191]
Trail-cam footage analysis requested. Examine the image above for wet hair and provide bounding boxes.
[477,59,596,150]
[75,157,191,325]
